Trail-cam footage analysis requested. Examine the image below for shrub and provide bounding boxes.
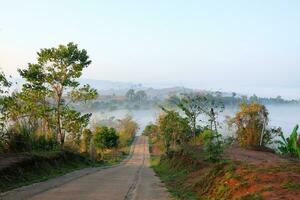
[31,136,59,151]
[8,132,31,152]
[142,123,158,137]
[202,129,224,162]
[277,125,300,158]
[117,116,138,147]
[229,103,274,148]
[94,126,119,152]
[81,128,93,153]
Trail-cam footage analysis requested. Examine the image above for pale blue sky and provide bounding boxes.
[1,1,300,98]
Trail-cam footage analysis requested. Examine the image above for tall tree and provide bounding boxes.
[126,89,135,101]
[18,42,97,146]
[158,110,190,152]
[0,71,11,150]
[177,94,207,140]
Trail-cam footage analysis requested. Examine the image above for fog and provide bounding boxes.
[90,104,300,138]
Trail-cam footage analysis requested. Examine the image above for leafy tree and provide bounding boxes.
[62,107,91,146]
[158,110,190,152]
[0,71,12,151]
[143,123,158,137]
[93,126,119,158]
[135,90,147,102]
[177,94,206,140]
[126,89,135,101]
[229,103,274,147]
[69,84,98,103]
[0,71,11,94]
[177,93,224,141]
[18,42,97,146]
[117,115,138,147]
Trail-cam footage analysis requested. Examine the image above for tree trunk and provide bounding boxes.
[56,92,64,147]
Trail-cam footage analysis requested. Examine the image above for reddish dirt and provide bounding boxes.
[225,145,286,166]
[224,146,300,200]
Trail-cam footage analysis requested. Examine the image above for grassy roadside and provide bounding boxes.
[151,155,199,200]
[0,142,133,193]
[150,142,300,200]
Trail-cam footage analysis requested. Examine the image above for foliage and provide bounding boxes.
[62,107,91,146]
[0,71,12,152]
[125,89,147,102]
[81,129,93,153]
[177,94,206,139]
[157,110,190,152]
[18,42,97,146]
[69,84,98,103]
[167,92,297,109]
[0,71,11,94]
[229,102,274,148]
[93,126,119,151]
[5,123,59,152]
[277,125,300,158]
[201,129,224,162]
[116,115,138,147]
[177,93,224,141]
[143,123,158,137]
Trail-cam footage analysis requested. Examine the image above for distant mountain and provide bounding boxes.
[79,79,142,90]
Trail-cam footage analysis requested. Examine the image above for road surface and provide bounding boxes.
[5,136,170,200]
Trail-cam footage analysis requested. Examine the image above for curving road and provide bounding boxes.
[18,136,169,200]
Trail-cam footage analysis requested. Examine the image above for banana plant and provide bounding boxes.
[277,125,300,158]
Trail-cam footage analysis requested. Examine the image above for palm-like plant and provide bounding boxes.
[277,125,300,158]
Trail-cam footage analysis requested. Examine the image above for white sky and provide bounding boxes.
[1,0,300,98]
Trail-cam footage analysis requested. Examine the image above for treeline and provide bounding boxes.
[166,92,298,108]
[0,43,138,160]
[77,89,159,112]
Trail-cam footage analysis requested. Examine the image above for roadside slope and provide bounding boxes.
[2,136,170,200]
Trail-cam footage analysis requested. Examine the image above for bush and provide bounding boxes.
[117,116,138,147]
[142,123,158,137]
[31,136,59,151]
[8,132,31,152]
[202,130,224,162]
[94,126,119,151]
[277,125,300,158]
[157,111,190,152]
[229,103,274,148]
[6,123,59,152]
[0,141,6,153]
[81,128,93,153]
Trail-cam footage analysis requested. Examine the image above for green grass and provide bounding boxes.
[282,181,300,190]
[151,155,199,200]
[236,193,263,200]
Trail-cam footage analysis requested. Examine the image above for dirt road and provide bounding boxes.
[3,136,170,200]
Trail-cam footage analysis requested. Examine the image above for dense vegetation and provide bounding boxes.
[0,43,139,192]
[146,93,300,199]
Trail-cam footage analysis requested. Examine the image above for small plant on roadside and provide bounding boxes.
[277,125,300,158]
[81,128,93,153]
[202,129,224,162]
[93,126,119,159]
